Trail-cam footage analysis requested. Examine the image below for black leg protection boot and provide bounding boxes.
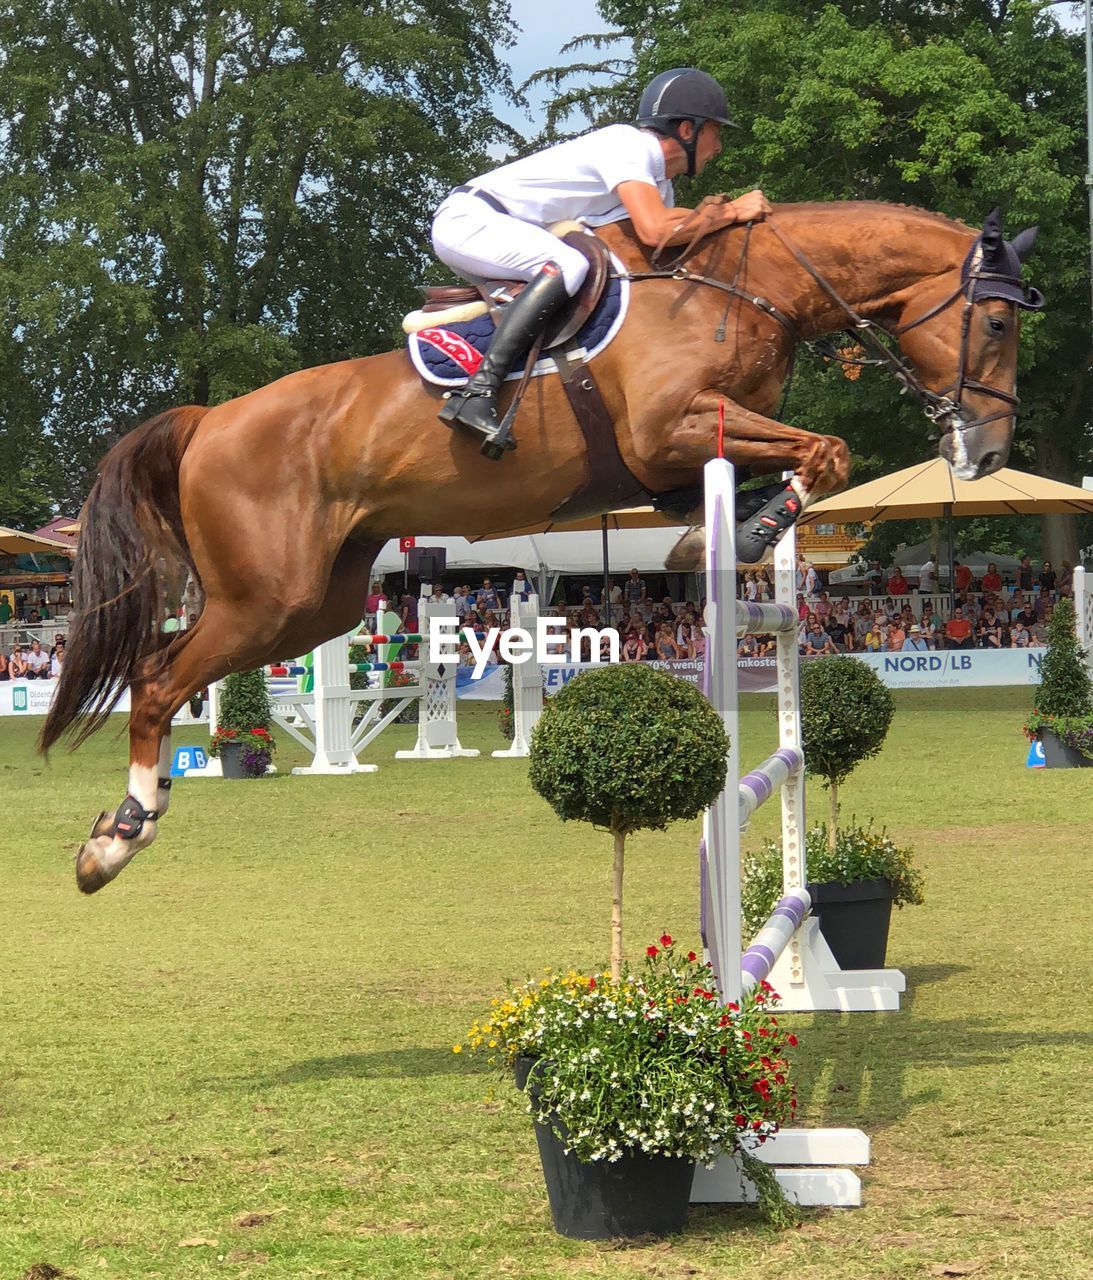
[735,481,804,563]
[439,262,571,458]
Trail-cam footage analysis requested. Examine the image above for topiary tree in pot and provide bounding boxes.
[1024,597,1093,766]
[799,655,895,851]
[212,668,275,777]
[528,663,728,980]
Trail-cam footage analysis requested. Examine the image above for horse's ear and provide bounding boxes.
[981,207,1003,250]
[1011,226,1039,262]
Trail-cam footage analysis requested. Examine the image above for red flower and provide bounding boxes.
[752,1119,763,1130]
[718,1014,730,1027]
[718,1045,728,1056]
[646,945,659,957]
[787,1034,798,1047]
[758,1027,770,1037]
[734,1114,747,1127]
[659,933,674,947]
[687,951,697,962]
[726,1001,740,1013]
[588,977,596,991]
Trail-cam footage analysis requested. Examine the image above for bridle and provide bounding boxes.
[621,208,1020,438]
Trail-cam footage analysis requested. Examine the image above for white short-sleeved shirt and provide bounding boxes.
[25,649,49,671]
[467,125,674,228]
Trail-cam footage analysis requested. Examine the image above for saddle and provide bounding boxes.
[403,226,612,350]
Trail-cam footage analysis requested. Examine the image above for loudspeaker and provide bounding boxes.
[408,547,446,581]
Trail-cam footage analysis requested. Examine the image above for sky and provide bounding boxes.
[493,0,629,134]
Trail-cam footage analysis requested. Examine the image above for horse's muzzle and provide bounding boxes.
[938,420,1010,481]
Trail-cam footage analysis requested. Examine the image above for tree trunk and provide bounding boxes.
[828,780,839,852]
[611,824,625,982]
[1042,513,1080,574]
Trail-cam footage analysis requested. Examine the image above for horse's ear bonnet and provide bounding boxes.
[961,208,1044,310]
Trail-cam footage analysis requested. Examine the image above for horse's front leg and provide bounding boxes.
[656,389,851,568]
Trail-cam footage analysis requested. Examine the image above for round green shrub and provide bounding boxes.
[800,656,895,791]
[528,664,728,834]
[217,668,272,734]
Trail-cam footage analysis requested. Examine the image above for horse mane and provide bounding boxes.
[768,200,974,238]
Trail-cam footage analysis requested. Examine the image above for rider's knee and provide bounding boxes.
[554,248,589,297]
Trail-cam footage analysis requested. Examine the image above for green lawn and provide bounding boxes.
[1,688,1091,1279]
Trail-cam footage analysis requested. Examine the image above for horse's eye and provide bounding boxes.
[986,316,1006,337]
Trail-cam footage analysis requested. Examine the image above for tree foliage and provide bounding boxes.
[528,663,728,833]
[0,0,517,511]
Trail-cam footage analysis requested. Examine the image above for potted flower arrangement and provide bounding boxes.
[786,656,920,965]
[459,938,799,1239]
[210,668,275,778]
[1024,597,1093,768]
[463,664,800,1237]
[743,823,924,970]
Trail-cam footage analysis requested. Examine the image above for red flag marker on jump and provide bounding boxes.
[717,399,726,458]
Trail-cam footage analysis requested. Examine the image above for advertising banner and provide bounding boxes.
[452,647,1045,701]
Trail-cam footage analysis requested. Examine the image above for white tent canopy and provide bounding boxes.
[891,542,1022,575]
[372,528,688,577]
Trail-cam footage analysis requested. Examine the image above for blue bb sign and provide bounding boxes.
[171,746,208,776]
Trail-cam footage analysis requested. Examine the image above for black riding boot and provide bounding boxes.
[439,263,571,459]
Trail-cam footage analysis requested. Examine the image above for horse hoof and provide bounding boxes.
[76,835,116,895]
[665,527,705,573]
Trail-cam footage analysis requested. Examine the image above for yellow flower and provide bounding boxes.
[452,1044,462,1054]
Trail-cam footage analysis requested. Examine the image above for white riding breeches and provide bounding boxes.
[431,192,590,297]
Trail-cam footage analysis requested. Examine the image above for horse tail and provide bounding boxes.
[39,405,208,754]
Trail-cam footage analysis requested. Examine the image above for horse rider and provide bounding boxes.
[431,67,772,456]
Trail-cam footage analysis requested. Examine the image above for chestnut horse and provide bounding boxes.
[42,200,1036,893]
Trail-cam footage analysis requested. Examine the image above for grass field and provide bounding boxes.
[1,688,1091,1280]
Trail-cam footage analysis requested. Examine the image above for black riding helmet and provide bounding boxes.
[636,67,735,178]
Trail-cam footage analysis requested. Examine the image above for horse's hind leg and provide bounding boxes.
[74,611,237,894]
[75,540,381,894]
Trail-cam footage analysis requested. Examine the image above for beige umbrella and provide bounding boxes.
[799,458,1093,523]
[0,527,74,554]
[799,457,1093,607]
[57,521,81,535]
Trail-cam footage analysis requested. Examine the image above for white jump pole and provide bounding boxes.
[492,593,544,758]
[694,456,889,1209]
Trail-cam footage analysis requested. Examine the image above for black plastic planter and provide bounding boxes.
[1040,729,1093,769]
[532,1117,695,1240]
[807,876,894,970]
[219,741,245,779]
[523,1060,695,1239]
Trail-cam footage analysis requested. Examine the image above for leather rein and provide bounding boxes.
[618,205,1019,437]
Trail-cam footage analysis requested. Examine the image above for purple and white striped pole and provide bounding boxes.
[738,746,805,828]
[735,600,798,635]
[741,888,812,991]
